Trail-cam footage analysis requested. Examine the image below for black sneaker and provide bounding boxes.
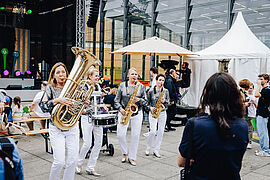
[168,127,176,131]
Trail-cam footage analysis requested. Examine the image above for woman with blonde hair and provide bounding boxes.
[76,67,107,176]
[114,67,147,166]
[40,62,78,180]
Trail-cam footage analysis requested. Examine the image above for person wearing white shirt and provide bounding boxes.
[247,83,258,149]
[29,81,50,129]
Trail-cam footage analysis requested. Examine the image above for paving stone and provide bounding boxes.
[14,124,270,180]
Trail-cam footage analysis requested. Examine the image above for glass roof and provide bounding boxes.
[104,0,270,51]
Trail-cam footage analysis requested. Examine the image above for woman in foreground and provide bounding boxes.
[178,72,248,180]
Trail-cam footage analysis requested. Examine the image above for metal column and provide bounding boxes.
[142,24,146,80]
[93,27,96,55]
[122,0,129,81]
[155,25,160,72]
[179,35,184,71]
[168,30,172,60]
[184,0,192,50]
[99,0,107,72]
[127,21,131,70]
[110,19,115,86]
[150,0,159,68]
[227,0,235,31]
[76,0,85,48]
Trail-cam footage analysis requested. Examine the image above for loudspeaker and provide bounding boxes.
[87,0,101,28]
[6,85,22,90]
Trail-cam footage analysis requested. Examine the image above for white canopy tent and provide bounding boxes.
[185,12,270,107]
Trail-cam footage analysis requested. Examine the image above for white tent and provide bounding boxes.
[185,12,270,107]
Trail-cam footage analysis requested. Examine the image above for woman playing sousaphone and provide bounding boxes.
[76,67,108,176]
[40,62,79,180]
[114,67,147,166]
[145,74,170,158]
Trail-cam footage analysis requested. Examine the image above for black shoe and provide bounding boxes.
[168,127,176,131]
[164,127,169,132]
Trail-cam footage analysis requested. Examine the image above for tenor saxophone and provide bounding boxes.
[152,88,165,119]
[51,47,101,130]
[121,81,140,125]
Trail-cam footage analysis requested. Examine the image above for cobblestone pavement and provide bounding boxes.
[15,123,270,180]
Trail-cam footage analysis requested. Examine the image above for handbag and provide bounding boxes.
[180,118,195,180]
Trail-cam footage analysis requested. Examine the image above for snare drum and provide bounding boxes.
[92,114,117,127]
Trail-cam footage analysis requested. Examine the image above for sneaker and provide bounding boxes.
[153,151,161,158]
[247,143,252,149]
[145,149,150,156]
[255,150,270,157]
[75,166,82,174]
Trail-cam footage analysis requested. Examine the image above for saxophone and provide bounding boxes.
[51,47,101,130]
[121,81,140,125]
[152,88,165,119]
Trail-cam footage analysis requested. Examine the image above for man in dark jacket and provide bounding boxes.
[164,69,178,131]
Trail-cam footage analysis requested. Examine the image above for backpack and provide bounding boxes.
[0,138,16,180]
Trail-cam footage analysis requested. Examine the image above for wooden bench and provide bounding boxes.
[0,117,52,153]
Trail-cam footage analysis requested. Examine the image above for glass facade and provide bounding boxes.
[85,0,270,82]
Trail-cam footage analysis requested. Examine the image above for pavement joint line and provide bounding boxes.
[164,173,180,180]
[18,147,53,164]
[246,162,270,177]
[128,167,155,180]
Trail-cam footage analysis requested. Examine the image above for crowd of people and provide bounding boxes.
[1,60,270,180]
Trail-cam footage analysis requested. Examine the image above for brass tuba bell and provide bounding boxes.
[51,47,101,130]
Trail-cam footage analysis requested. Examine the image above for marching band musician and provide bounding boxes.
[40,62,79,180]
[114,67,147,166]
[76,67,107,176]
[145,74,170,158]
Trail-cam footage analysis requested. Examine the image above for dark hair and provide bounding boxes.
[150,67,158,74]
[14,96,21,109]
[199,72,244,139]
[156,74,165,81]
[258,74,269,83]
[183,62,189,68]
[239,79,251,89]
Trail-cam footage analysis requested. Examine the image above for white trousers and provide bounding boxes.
[77,115,103,171]
[49,123,79,180]
[147,111,167,152]
[117,110,143,160]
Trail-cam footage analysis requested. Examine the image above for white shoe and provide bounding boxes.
[145,149,150,156]
[75,166,82,174]
[247,143,252,149]
[255,150,270,157]
[121,157,126,163]
[153,151,161,158]
[86,170,101,176]
[128,159,136,166]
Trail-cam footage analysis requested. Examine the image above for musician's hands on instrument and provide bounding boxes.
[150,107,156,114]
[84,100,90,107]
[171,101,174,105]
[120,108,126,116]
[132,97,140,103]
[82,109,87,115]
[54,97,73,106]
[161,98,165,103]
